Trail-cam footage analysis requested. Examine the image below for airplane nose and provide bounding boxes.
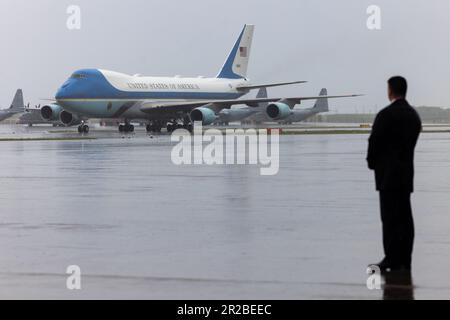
[55,79,73,100]
[55,87,65,100]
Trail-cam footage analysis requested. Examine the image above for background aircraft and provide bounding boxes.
[0,89,25,122]
[214,88,268,125]
[215,88,331,125]
[277,88,330,124]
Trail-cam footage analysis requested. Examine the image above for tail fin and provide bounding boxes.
[313,88,329,112]
[256,87,267,99]
[256,87,268,108]
[217,24,254,79]
[10,89,24,111]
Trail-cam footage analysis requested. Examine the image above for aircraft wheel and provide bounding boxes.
[184,124,193,133]
[83,125,89,133]
[123,124,133,132]
[78,125,83,133]
[119,124,125,133]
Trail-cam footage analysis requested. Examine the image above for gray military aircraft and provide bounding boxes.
[215,88,331,125]
[214,88,268,125]
[277,88,330,124]
[0,89,25,122]
[17,106,61,126]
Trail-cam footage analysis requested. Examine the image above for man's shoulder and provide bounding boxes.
[391,98,416,109]
[375,105,392,121]
[375,99,421,122]
[395,100,421,120]
[386,100,422,126]
[386,99,417,114]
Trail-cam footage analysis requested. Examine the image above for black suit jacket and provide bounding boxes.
[367,99,422,192]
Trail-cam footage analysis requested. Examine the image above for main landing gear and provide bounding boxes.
[146,118,193,134]
[78,122,89,133]
[146,120,164,133]
[166,117,193,133]
[166,121,184,133]
[118,120,134,133]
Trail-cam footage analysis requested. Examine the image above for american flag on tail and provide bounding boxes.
[239,47,248,58]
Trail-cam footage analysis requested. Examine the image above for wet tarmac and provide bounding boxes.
[1,124,450,299]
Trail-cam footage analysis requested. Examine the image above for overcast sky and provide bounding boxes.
[1,0,449,113]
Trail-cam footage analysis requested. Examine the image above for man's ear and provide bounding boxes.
[387,86,393,101]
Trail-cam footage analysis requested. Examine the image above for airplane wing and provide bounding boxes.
[236,80,307,91]
[140,94,363,115]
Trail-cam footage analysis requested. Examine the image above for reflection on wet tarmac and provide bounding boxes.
[1,127,450,299]
[383,271,414,300]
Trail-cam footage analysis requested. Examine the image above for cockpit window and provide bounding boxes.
[71,73,87,79]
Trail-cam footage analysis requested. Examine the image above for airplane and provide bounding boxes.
[0,89,25,122]
[18,106,47,126]
[277,88,330,124]
[214,87,268,125]
[215,88,331,125]
[43,24,361,133]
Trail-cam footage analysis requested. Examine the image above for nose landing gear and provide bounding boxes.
[78,122,89,133]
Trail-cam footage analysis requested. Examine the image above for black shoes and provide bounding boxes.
[368,259,411,272]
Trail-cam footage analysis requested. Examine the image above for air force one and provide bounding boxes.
[43,25,361,133]
[0,89,25,122]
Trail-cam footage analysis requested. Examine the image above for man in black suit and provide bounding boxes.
[367,76,422,272]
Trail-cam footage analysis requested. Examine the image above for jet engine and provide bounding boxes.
[190,107,217,125]
[266,102,292,120]
[41,104,63,121]
[60,110,82,126]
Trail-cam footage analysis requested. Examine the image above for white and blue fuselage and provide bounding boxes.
[55,69,249,120]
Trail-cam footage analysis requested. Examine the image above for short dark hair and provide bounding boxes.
[388,76,408,98]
